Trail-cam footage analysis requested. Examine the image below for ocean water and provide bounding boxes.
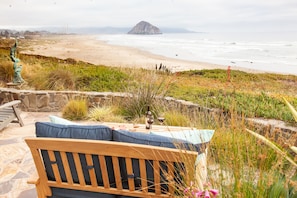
[96,32,297,75]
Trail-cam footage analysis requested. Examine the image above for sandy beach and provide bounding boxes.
[21,34,261,73]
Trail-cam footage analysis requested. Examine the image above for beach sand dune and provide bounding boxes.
[21,35,260,73]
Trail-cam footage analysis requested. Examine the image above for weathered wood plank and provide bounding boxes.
[0,100,23,130]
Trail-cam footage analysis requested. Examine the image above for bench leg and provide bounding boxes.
[33,181,52,198]
[12,105,24,127]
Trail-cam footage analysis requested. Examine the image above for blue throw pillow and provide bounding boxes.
[35,122,113,140]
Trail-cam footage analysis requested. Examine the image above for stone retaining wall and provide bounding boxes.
[0,88,218,114]
[1,88,296,144]
[0,88,126,112]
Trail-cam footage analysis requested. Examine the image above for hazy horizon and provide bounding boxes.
[1,0,297,33]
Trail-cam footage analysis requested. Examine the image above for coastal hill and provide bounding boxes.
[0,29,52,39]
[1,25,195,35]
[128,21,162,35]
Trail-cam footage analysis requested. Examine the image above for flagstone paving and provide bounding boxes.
[0,112,60,198]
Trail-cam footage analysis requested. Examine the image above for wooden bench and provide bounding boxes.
[0,100,24,131]
[26,137,198,198]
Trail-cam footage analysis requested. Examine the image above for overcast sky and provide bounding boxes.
[1,0,297,32]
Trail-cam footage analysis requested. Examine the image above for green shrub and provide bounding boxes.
[62,99,88,120]
[47,69,76,90]
[88,106,125,122]
[163,110,191,127]
[169,86,297,123]
[120,70,175,119]
[74,66,128,92]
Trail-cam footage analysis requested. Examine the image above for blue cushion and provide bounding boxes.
[49,187,117,198]
[113,129,203,152]
[35,122,113,140]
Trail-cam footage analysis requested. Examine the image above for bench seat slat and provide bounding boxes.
[86,154,98,187]
[99,155,110,188]
[168,162,175,194]
[139,159,148,194]
[73,153,86,186]
[0,115,15,130]
[154,161,161,195]
[48,151,62,184]
[60,151,74,185]
[125,157,135,191]
[112,156,123,190]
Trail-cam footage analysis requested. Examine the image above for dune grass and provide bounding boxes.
[88,105,126,123]
[62,99,88,120]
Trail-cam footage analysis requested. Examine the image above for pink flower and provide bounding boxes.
[184,187,189,194]
[183,181,219,198]
[196,191,203,197]
[204,190,210,198]
[209,189,219,197]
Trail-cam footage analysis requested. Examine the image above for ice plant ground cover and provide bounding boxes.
[247,98,297,166]
[244,98,297,197]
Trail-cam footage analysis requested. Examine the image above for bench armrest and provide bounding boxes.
[0,100,21,109]
[27,172,40,185]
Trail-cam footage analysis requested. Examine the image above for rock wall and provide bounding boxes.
[0,88,126,112]
[0,88,296,143]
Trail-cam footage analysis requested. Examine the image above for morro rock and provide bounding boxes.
[128,21,162,35]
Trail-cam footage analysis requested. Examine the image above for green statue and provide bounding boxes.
[10,40,24,84]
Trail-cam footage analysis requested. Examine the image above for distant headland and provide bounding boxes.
[0,23,196,35]
[127,21,162,35]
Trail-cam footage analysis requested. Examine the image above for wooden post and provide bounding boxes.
[227,66,231,82]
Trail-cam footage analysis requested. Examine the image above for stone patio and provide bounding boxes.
[0,112,60,198]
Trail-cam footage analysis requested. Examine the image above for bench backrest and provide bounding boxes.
[26,137,197,197]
